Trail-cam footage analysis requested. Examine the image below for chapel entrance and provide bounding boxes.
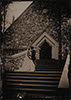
[40,41,52,60]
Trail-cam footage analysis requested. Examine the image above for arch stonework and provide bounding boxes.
[32,32,59,60]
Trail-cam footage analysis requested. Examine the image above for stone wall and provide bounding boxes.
[4,1,70,60]
[4,51,26,71]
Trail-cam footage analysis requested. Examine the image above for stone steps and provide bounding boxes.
[36,59,64,71]
[3,59,64,99]
[3,69,62,99]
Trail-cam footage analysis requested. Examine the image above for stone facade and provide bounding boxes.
[3,1,70,71]
[4,1,69,51]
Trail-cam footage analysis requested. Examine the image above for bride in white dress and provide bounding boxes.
[15,48,35,72]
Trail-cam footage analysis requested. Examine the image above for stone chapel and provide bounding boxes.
[3,0,69,71]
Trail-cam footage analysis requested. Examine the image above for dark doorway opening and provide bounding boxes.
[40,41,52,59]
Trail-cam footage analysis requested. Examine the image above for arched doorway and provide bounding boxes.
[32,32,58,60]
[40,41,52,59]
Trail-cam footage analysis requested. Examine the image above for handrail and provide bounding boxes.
[58,54,70,88]
[6,50,27,59]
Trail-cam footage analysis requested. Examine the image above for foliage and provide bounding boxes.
[0,0,12,57]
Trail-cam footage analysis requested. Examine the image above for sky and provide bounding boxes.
[6,1,32,29]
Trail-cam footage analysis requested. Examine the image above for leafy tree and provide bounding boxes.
[0,0,12,56]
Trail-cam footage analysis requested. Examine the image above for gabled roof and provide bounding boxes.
[32,32,58,47]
